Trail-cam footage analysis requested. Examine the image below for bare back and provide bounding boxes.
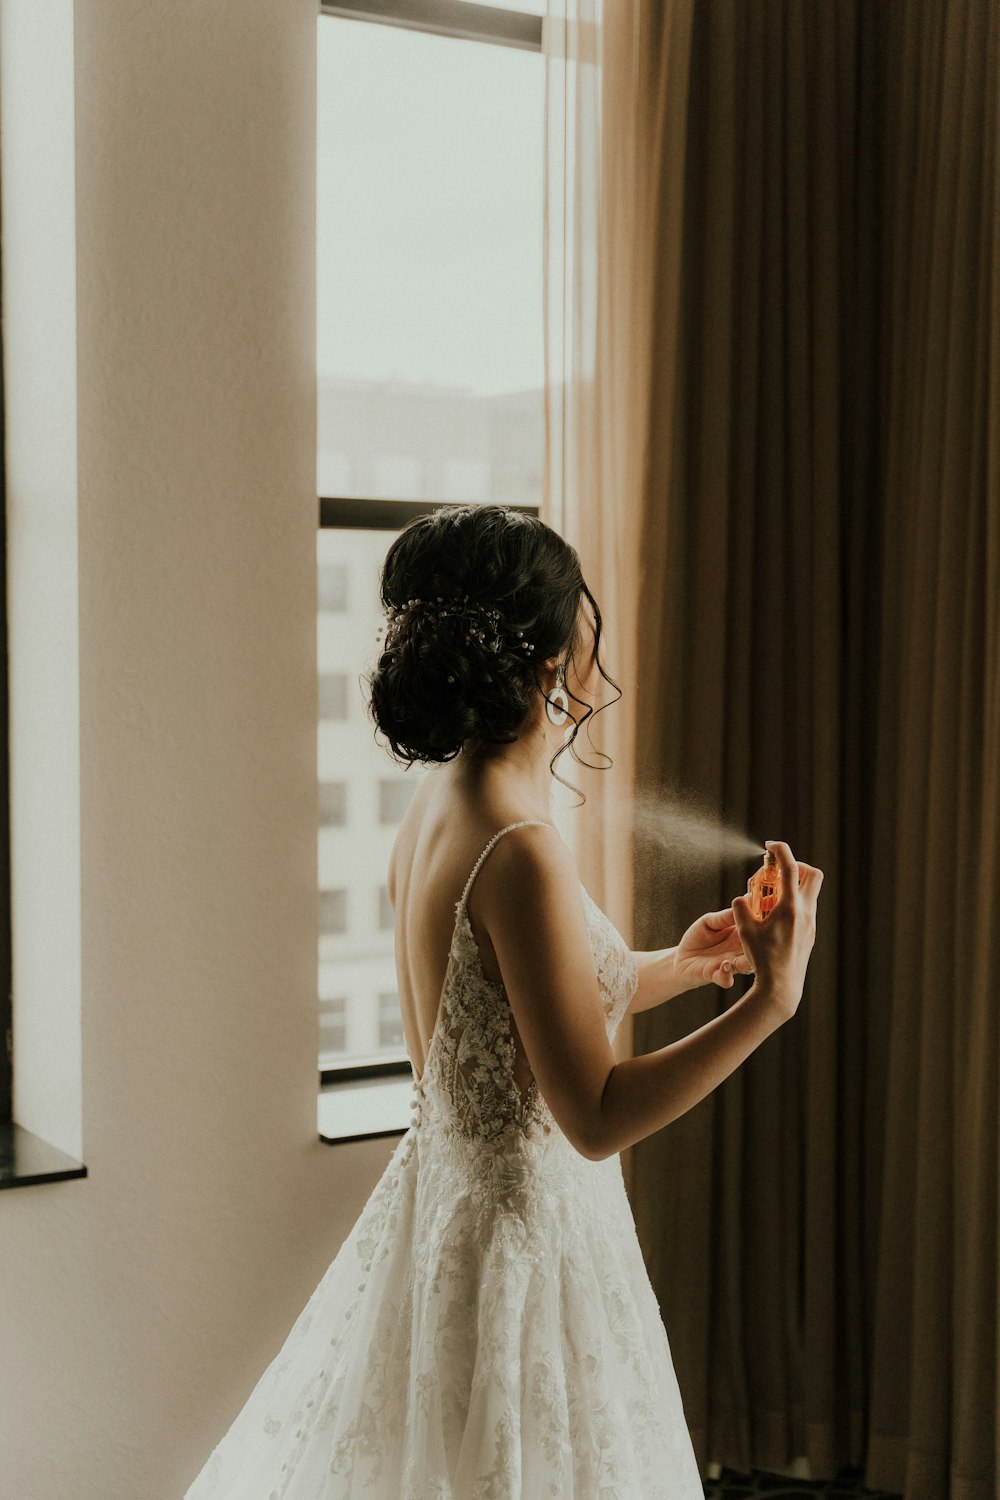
[388,764,562,1097]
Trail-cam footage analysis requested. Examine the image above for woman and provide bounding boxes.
[184,504,823,1498]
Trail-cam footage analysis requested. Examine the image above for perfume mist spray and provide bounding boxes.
[747,848,781,921]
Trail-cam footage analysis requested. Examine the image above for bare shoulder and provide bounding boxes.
[472,820,615,1161]
[472,818,579,921]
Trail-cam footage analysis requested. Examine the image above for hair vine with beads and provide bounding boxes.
[377,593,534,657]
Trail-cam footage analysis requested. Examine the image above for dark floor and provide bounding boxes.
[703,1465,903,1499]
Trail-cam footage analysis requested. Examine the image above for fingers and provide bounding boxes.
[729,899,758,975]
[717,959,742,987]
[764,842,825,885]
[764,841,828,912]
[764,841,799,900]
[730,893,753,931]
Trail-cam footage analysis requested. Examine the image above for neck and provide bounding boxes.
[448,709,570,817]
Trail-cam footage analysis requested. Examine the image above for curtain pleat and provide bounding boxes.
[542,0,1000,1493]
[866,5,999,1496]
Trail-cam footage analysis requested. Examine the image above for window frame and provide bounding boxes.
[319,0,543,53]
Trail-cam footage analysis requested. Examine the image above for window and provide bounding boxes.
[320,780,348,827]
[378,990,405,1051]
[378,777,415,826]
[372,453,423,501]
[319,995,348,1061]
[319,561,350,612]
[319,671,349,721]
[443,455,491,503]
[0,135,9,1142]
[0,9,88,1188]
[318,449,353,501]
[320,887,348,936]
[317,0,544,1147]
[316,5,545,505]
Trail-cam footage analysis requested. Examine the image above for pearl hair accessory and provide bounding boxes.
[375,595,535,682]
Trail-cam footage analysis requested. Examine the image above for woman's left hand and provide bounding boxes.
[674,907,756,990]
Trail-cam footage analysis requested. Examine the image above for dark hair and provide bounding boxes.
[361,504,621,805]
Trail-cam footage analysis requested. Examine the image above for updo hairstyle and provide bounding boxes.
[362,504,621,802]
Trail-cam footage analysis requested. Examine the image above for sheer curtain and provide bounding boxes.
[541,0,696,1103]
[542,2,1000,1495]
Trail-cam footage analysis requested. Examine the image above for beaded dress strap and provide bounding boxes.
[458,820,558,911]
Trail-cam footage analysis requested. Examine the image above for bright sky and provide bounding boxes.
[317,14,545,397]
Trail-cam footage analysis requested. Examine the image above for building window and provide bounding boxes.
[319,672,349,721]
[378,990,404,1051]
[377,884,393,931]
[320,780,347,827]
[378,777,414,826]
[319,995,348,1059]
[320,888,348,935]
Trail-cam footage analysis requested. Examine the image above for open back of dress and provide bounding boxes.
[183,821,705,1500]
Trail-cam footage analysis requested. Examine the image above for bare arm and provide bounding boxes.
[628,946,685,1012]
[479,827,789,1162]
[594,991,783,1156]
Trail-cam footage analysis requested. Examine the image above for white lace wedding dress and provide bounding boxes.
[183,820,705,1499]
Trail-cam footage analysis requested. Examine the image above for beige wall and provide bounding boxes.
[0,3,398,1495]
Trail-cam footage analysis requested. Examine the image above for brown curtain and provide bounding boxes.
[543,2,1000,1496]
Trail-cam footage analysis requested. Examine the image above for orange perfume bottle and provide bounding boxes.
[747,848,781,920]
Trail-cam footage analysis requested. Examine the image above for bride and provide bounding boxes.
[183,502,823,1499]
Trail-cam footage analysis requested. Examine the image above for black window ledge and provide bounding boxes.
[0,1121,87,1190]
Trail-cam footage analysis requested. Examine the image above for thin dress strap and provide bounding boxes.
[458,820,558,912]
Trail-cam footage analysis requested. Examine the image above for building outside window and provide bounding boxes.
[320,780,348,828]
[320,887,348,937]
[319,996,348,1061]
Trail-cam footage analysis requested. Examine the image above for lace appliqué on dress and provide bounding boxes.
[412,826,638,1150]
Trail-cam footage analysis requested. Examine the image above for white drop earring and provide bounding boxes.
[545,662,570,726]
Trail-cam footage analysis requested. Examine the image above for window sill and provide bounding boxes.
[0,1121,88,1191]
[318,1072,413,1144]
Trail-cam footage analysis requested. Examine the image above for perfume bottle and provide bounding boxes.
[747,848,781,920]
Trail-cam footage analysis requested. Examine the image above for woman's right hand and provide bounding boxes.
[730,840,824,1019]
